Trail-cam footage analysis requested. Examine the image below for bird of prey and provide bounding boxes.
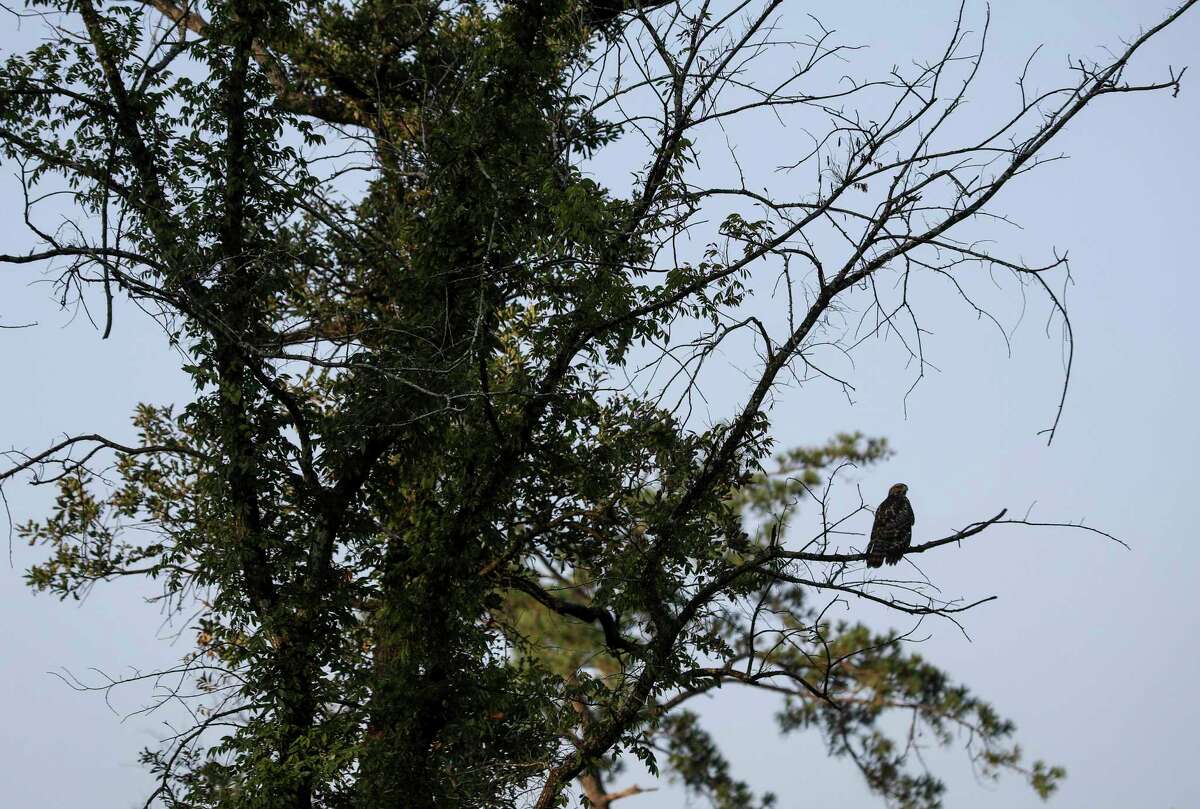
[866,483,915,568]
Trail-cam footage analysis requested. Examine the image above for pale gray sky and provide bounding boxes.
[2,2,1198,808]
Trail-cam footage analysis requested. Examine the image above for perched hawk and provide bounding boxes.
[866,483,915,568]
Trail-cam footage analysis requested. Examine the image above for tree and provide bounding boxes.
[0,1,1191,807]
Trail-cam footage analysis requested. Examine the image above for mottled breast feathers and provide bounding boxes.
[866,485,915,568]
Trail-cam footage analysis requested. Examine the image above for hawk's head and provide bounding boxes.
[888,483,909,497]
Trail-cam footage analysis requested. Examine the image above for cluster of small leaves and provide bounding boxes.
[22,405,196,601]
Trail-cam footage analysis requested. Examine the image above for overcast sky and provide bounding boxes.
[2,2,1198,808]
